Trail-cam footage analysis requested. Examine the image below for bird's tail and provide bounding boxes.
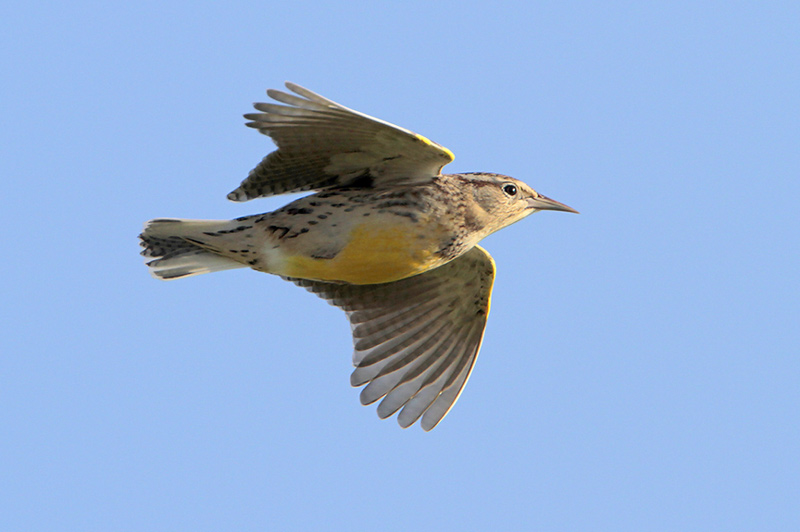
[139,218,247,280]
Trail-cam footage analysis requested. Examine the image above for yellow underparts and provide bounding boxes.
[284,223,442,285]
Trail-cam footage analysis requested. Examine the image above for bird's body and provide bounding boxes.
[143,173,547,284]
[255,180,457,284]
[140,83,576,430]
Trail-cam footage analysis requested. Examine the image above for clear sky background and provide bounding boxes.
[2,1,798,531]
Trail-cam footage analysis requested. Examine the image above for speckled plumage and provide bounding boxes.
[140,83,577,430]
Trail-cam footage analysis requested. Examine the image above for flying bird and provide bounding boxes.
[140,83,577,430]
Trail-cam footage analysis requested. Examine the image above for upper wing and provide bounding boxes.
[228,82,455,202]
[288,246,496,431]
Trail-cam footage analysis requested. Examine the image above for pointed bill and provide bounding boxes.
[527,194,579,214]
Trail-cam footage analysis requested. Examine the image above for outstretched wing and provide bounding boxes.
[228,82,455,201]
[288,246,495,431]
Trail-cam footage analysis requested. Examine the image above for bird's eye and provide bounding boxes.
[503,184,518,196]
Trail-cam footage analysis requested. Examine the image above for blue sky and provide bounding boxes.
[2,1,798,530]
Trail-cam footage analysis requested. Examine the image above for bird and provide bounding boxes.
[139,82,577,431]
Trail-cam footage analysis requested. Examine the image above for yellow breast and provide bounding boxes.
[283,223,445,285]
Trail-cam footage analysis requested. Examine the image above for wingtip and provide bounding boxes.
[284,81,302,94]
[226,189,247,202]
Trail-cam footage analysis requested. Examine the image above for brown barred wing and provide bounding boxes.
[229,82,455,201]
[287,246,496,431]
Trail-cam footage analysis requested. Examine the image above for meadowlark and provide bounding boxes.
[140,82,577,431]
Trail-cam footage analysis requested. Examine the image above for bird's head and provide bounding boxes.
[456,173,578,236]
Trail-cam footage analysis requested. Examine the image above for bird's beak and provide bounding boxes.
[527,194,579,214]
